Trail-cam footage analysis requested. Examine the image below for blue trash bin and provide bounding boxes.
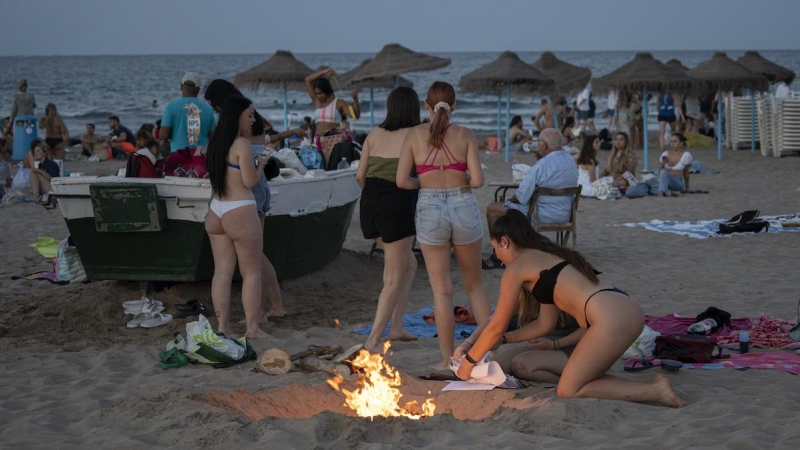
[12,115,38,161]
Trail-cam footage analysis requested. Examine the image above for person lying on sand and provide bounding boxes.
[455,210,686,407]
[457,307,584,383]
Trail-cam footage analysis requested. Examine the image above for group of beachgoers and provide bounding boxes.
[5,73,686,407]
[348,81,686,407]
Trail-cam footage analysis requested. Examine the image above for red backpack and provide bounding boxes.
[126,153,165,178]
[654,334,727,363]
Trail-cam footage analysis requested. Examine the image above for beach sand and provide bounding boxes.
[1,144,800,449]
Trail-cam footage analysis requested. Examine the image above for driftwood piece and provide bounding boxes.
[289,346,344,361]
[295,356,340,375]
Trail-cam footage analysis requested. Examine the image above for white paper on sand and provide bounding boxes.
[444,353,525,391]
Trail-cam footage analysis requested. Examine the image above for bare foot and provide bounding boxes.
[363,341,383,355]
[386,329,418,342]
[430,359,450,372]
[657,191,665,197]
[671,191,682,197]
[218,327,232,337]
[245,327,271,339]
[653,374,688,408]
[265,308,286,318]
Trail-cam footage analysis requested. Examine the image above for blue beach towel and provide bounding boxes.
[353,307,479,339]
[620,214,800,239]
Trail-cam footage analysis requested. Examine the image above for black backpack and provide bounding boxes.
[654,334,725,363]
[718,210,769,234]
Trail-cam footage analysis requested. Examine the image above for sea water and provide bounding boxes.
[2,51,798,137]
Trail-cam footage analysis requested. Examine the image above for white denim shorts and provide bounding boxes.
[415,187,483,246]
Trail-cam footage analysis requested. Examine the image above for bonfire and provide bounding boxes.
[327,342,435,420]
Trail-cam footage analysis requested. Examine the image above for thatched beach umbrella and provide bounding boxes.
[337,60,413,128]
[459,51,554,162]
[687,52,769,160]
[736,51,796,153]
[234,50,315,130]
[348,43,451,86]
[531,51,592,94]
[666,59,689,73]
[594,52,694,171]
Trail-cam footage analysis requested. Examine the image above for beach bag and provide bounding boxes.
[55,237,87,283]
[622,325,661,360]
[164,328,256,369]
[126,153,165,178]
[179,315,257,368]
[165,147,206,178]
[315,129,350,165]
[12,167,31,191]
[718,210,769,234]
[299,144,324,170]
[273,148,307,175]
[654,334,724,363]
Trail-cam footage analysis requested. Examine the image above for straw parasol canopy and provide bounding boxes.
[530,51,592,93]
[736,50,795,84]
[686,52,769,92]
[459,51,554,94]
[233,50,314,89]
[666,58,689,72]
[338,60,413,90]
[594,52,694,96]
[347,43,451,85]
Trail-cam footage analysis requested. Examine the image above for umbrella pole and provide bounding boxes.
[750,90,756,154]
[642,87,649,172]
[497,91,501,151]
[551,97,559,132]
[717,84,722,160]
[370,87,375,129]
[505,84,511,164]
[283,80,289,148]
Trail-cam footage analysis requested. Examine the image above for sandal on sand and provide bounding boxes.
[124,298,164,315]
[141,312,173,328]
[624,359,657,372]
[175,299,202,311]
[175,301,207,319]
[127,312,155,328]
[122,298,163,309]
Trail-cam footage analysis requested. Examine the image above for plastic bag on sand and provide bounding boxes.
[512,164,531,183]
[186,315,245,360]
[621,325,661,359]
[12,167,31,191]
[274,148,307,175]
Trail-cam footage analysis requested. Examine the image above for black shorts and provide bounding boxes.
[360,178,415,243]
[657,115,676,123]
[45,137,63,148]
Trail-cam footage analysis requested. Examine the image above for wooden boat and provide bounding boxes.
[51,169,360,281]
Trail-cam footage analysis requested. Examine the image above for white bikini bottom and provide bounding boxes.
[209,198,256,218]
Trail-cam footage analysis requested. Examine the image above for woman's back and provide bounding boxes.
[405,123,477,189]
[218,137,257,201]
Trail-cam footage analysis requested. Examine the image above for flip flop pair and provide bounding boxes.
[127,312,173,328]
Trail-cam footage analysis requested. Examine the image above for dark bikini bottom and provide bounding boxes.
[45,137,63,149]
[584,287,629,328]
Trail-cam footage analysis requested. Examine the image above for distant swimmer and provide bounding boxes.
[151,99,158,108]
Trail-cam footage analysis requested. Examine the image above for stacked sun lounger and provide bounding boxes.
[772,97,800,157]
[757,97,775,156]
[725,93,762,151]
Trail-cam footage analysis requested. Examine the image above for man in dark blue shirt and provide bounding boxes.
[108,115,136,158]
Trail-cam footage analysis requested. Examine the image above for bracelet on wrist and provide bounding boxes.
[464,352,478,365]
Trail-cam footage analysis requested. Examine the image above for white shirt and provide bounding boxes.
[577,87,591,112]
[607,91,618,110]
[660,150,693,171]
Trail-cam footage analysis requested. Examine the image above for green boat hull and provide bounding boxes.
[64,200,356,282]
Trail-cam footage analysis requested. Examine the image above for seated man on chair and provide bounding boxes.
[483,128,578,269]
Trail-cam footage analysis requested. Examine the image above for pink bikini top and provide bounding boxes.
[416,125,468,175]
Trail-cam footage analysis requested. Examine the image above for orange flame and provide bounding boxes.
[334,318,340,327]
[326,342,435,420]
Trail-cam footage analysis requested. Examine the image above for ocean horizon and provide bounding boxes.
[2,50,798,137]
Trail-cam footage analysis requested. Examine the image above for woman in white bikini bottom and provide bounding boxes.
[209,198,257,218]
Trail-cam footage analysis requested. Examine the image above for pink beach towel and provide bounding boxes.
[681,352,800,375]
[645,314,751,338]
[715,314,800,350]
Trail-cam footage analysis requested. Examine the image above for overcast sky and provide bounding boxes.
[2,0,798,56]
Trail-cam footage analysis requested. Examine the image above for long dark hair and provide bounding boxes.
[204,79,265,136]
[312,78,334,97]
[510,115,523,129]
[577,135,598,166]
[207,95,252,198]
[380,86,420,131]
[490,210,598,284]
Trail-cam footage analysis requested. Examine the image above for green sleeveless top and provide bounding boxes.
[365,156,399,182]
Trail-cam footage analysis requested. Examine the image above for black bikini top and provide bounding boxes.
[530,260,601,305]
